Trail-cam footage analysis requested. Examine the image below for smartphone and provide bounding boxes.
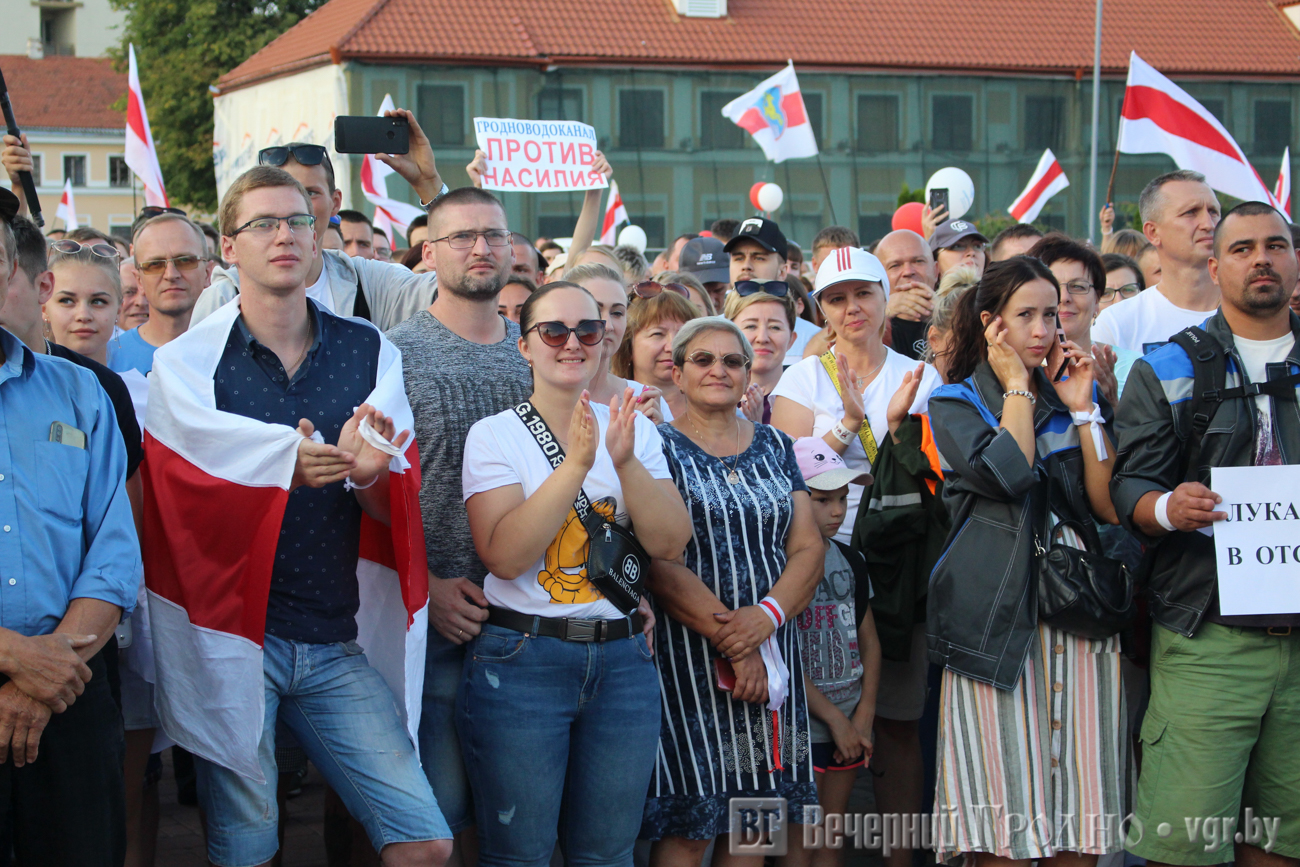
[49,421,86,449]
[334,116,410,154]
[714,658,736,693]
[1054,329,1069,382]
[929,187,949,215]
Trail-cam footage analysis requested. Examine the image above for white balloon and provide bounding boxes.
[757,183,784,213]
[925,167,976,220]
[617,224,648,254]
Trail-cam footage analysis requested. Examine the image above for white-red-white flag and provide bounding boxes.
[142,298,429,781]
[1118,52,1274,206]
[360,94,424,250]
[56,179,79,230]
[721,61,818,164]
[1008,149,1069,223]
[599,180,628,246]
[1275,148,1292,220]
[126,44,168,208]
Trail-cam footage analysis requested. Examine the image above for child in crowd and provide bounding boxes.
[783,438,882,867]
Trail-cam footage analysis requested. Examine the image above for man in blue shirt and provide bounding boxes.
[110,212,214,376]
[0,187,141,865]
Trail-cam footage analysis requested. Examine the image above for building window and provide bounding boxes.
[803,92,824,148]
[700,91,745,149]
[1200,98,1227,125]
[538,87,583,122]
[416,85,466,147]
[30,154,42,185]
[109,155,130,188]
[1255,100,1292,155]
[932,95,973,151]
[619,89,665,149]
[856,95,899,153]
[63,155,86,187]
[1024,96,1064,151]
[858,214,893,245]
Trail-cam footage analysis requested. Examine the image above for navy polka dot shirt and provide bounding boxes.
[214,303,380,644]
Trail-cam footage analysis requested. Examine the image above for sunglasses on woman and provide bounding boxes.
[685,350,751,371]
[525,319,607,347]
[258,144,328,168]
[633,281,690,300]
[1100,283,1141,301]
[734,280,789,298]
[49,239,121,260]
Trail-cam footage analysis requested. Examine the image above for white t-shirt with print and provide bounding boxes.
[1091,285,1214,354]
[771,348,942,543]
[462,402,671,619]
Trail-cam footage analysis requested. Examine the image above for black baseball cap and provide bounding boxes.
[0,188,18,223]
[680,237,729,283]
[723,217,789,258]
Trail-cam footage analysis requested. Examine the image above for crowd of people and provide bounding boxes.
[0,103,1296,867]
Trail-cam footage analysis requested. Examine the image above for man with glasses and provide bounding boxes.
[110,213,214,376]
[387,187,532,867]
[192,109,442,331]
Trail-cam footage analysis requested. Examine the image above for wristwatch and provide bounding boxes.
[419,183,450,209]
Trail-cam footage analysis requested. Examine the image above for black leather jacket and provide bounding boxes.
[1111,310,1300,636]
[927,362,1107,689]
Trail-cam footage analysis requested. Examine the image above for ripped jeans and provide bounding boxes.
[456,623,661,867]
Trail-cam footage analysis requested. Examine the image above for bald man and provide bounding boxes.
[875,229,938,360]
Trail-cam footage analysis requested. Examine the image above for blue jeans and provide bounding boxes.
[195,635,451,867]
[420,627,474,833]
[456,624,661,867]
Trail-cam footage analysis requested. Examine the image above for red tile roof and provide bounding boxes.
[0,55,126,132]
[219,0,1300,92]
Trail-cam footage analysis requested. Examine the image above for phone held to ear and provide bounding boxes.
[334,116,410,155]
[1054,329,1069,382]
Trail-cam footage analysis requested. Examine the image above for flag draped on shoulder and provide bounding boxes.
[722,61,818,164]
[1008,149,1068,223]
[1118,52,1274,205]
[600,180,629,246]
[361,94,425,248]
[141,298,429,782]
[126,44,168,208]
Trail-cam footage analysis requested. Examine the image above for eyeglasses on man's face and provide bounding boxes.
[431,230,511,250]
[136,255,207,276]
[230,214,317,238]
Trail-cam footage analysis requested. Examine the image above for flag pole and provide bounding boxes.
[815,152,838,225]
[1087,0,1104,242]
[1105,145,1121,206]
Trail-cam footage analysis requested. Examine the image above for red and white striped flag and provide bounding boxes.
[361,94,424,249]
[1275,148,1291,220]
[722,62,818,164]
[56,179,79,230]
[1008,149,1069,223]
[1118,52,1274,206]
[142,299,428,781]
[599,180,628,245]
[125,44,168,208]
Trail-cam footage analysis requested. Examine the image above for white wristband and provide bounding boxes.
[1154,491,1176,533]
[758,596,785,629]
[830,420,856,445]
[1070,402,1109,461]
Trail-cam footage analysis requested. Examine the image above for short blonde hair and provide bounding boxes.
[219,166,312,236]
[723,289,796,330]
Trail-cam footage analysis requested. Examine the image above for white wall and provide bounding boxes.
[0,0,125,58]
[213,63,350,204]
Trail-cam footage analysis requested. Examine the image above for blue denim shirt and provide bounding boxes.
[0,328,140,636]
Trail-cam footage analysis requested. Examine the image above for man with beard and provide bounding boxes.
[1113,201,1300,867]
[385,187,532,867]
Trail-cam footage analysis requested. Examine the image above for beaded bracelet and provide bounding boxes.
[1003,389,1036,404]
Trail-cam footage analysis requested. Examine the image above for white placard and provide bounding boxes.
[1210,465,1300,615]
[472,118,608,193]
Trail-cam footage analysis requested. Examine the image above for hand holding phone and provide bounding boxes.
[928,187,949,216]
[334,116,410,155]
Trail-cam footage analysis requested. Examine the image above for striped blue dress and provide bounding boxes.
[641,423,817,841]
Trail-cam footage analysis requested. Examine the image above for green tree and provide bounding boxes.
[110,0,325,211]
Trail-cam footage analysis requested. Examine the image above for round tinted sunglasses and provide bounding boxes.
[686,350,751,371]
[258,144,328,168]
[525,319,607,347]
[633,281,690,300]
[734,280,789,298]
[49,239,121,259]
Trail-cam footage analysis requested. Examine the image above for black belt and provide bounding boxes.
[486,606,642,643]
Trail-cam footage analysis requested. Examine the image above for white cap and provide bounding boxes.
[813,246,890,299]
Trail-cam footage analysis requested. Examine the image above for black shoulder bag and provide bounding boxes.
[514,401,648,614]
[1035,511,1135,640]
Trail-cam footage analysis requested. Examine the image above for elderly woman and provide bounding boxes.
[724,284,797,423]
[43,237,123,365]
[612,285,702,422]
[462,281,691,867]
[643,317,823,863]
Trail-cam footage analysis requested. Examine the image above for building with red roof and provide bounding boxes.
[213,0,1300,243]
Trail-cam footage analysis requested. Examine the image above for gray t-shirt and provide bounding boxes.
[387,310,532,585]
[796,541,865,743]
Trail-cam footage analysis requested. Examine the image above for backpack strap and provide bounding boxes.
[1168,327,1224,483]
[832,539,873,628]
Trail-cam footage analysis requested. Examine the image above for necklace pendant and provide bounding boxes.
[727,470,740,485]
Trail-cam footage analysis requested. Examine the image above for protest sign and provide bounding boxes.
[473,118,608,193]
[1211,465,1300,615]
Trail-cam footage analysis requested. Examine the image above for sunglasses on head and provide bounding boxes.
[139,206,187,220]
[633,281,690,300]
[49,239,121,260]
[734,280,789,298]
[685,350,751,371]
[258,144,328,168]
[525,319,607,347]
